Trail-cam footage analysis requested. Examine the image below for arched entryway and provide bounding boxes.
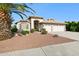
[34,20,39,30]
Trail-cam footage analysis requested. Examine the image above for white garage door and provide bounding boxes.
[42,24,65,33]
[53,25,65,32]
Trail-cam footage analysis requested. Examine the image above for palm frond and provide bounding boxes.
[12,11,24,19]
[23,4,36,13]
[11,10,27,18]
[0,3,35,19]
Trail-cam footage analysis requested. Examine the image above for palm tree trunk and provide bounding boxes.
[0,10,12,40]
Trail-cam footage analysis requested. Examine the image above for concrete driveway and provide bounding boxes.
[0,31,79,56]
[51,31,79,41]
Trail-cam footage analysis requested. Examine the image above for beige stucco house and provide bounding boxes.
[16,16,66,33]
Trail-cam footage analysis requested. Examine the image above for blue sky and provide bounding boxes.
[13,3,79,23]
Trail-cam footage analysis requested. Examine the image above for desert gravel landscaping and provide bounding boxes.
[0,32,75,53]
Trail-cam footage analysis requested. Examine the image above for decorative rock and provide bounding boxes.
[15,33,18,36]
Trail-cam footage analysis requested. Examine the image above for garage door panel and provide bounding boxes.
[43,25,51,33]
[53,25,65,32]
[42,24,65,32]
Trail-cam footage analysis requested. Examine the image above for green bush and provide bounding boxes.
[31,29,35,33]
[11,25,17,33]
[26,31,29,34]
[65,21,79,32]
[41,28,47,34]
[35,29,39,31]
[21,30,29,35]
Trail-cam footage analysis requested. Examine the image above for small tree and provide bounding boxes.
[0,3,35,40]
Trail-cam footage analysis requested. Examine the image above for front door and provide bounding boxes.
[34,20,39,30]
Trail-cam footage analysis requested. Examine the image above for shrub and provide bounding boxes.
[26,31,29,34]
[35,29,39,31]
[53,34,58,37]
[41,28,47,34]
[21,30,29,35]
[11,25,17,33]
[31,29,35,33]
[65,21,79,32]
[17,33,22,36]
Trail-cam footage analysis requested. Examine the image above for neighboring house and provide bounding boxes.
[16,16,66,33]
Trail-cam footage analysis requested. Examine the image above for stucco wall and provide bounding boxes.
[16,22,21,30]
[16,22,30,32]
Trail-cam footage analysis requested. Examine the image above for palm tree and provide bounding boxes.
[0,3,35,40]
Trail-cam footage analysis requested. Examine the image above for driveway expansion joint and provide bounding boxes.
[40,47,47,56]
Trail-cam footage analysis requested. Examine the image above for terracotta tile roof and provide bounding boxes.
[38,18,65,25]
[28,16,44,19]
[19,20,30,22]
[16,20,30,24]
[39,19,65,25]
[16,16,65,25]
[39,22,65,25]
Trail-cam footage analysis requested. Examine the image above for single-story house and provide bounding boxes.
[16,16,66,33]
